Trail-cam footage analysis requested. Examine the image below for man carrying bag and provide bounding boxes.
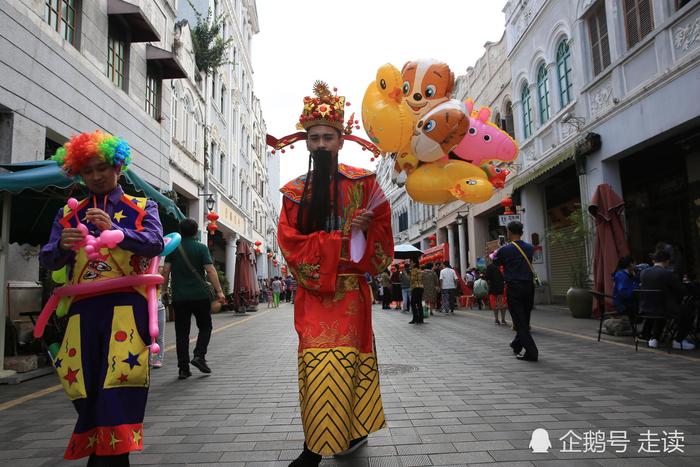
[162,218,226,379]
[492,221,539,362]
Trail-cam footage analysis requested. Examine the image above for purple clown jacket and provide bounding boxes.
[39,184,163,460]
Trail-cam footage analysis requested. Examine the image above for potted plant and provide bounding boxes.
[548,207,593,318]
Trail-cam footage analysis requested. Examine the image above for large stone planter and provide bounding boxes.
[566,287,592,318]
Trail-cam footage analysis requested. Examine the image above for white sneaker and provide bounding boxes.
[648,338,659,348]
[672,339,696,350]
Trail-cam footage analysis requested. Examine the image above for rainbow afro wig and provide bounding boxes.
[51,130,131,176]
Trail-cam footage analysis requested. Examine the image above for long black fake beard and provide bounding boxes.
[297,149,339,234]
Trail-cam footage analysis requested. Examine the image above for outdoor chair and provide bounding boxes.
[589,290,634,343]
[633,289,676,352]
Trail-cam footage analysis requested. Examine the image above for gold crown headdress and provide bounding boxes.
[266,81,380,158]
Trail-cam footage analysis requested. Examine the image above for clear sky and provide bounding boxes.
[251,0,509,188]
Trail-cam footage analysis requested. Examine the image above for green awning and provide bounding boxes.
[511,145,576,191]
[0,161,184,245]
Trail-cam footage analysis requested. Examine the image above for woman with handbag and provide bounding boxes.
[162,218,226,380]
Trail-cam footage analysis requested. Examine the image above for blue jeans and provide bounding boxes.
[402,288,411,311]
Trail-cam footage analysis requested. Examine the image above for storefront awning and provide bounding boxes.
[107,0,160,43]
[0,160,184,245]
[419,243,449,265]
[146,45,188,79]
[511,145,576,191]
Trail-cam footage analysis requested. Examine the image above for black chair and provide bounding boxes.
[633,289,674,351]
[590,290,634,343]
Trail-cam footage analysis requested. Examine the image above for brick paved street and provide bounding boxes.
[1,302,699,466]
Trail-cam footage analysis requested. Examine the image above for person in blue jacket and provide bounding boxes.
[612,255,640,315]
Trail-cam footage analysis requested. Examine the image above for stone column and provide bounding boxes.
[458,219,468,276]
[225,233,238,293]
[447,224,457,268]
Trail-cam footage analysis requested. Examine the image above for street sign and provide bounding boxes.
[499,214,522,226]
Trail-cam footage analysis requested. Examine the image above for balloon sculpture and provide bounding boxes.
[362,59,519,205]
[34,198,181,356]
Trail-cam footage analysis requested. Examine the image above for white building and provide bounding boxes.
[446,32,515,277]
[504,0,700,302]
[176,0,279,286]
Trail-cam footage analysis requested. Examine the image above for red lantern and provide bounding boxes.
[254,240,262,247]
[500,196,514,214]
[206,211,219,232]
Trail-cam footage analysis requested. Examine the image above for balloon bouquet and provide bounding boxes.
[361,59,518,205]
[33,200,181,355]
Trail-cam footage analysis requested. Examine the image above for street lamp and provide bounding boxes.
[455,208,470,223]
[198,190,216,212]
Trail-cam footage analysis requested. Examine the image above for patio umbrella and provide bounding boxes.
[588,183,629,318]
[233,239,259,311]
[394,243,423,260]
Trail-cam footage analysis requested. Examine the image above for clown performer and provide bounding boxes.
[272,82,394,467]
[39,131,164,466]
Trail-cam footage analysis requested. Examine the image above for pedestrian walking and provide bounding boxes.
[271,276,283,307]
[380,269,392,309]
[492,221,538,362]
[439,261,459,314]
[162,218,226,379]
[285,275,293,302]
[400,265,411,312]
[473,273,489,310]
[390,267,402,310]
[39,131,164,464]
[421,263,438,315]
[485,259,507,325]
[277,82,393,466]
[151,257,167,368]
[409,258,424,324]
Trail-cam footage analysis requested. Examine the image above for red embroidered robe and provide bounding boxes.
[278,163,393,455]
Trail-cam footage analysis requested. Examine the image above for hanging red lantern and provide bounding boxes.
[206,211,219,232]
[254,240,262,247]
[500,196,514,214]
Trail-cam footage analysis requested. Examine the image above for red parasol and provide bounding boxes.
[588,184,629,318]
[233,239,260,312]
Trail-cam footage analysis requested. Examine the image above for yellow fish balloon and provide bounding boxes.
[362,63,413,153]
[405,159,492,205]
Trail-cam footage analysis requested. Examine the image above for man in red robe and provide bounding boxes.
[276,82,394,466]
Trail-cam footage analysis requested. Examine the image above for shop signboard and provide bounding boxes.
[499,213,522,226]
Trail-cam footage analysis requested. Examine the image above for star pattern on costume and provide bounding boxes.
[109,431,121,450]
[63,367,80,385]
[118,373,129,383]
[87,433,98,449]
[132,429,142,445]
[113,210,126,223]
[53,357,62,369]
[122,352,141,370]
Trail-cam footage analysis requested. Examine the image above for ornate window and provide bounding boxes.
[588,1,611,76]
[521,83,533,139]
[536,64,551,123]
[556,40,573,107]
[504,101,515,138]
[623,0,654,48]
